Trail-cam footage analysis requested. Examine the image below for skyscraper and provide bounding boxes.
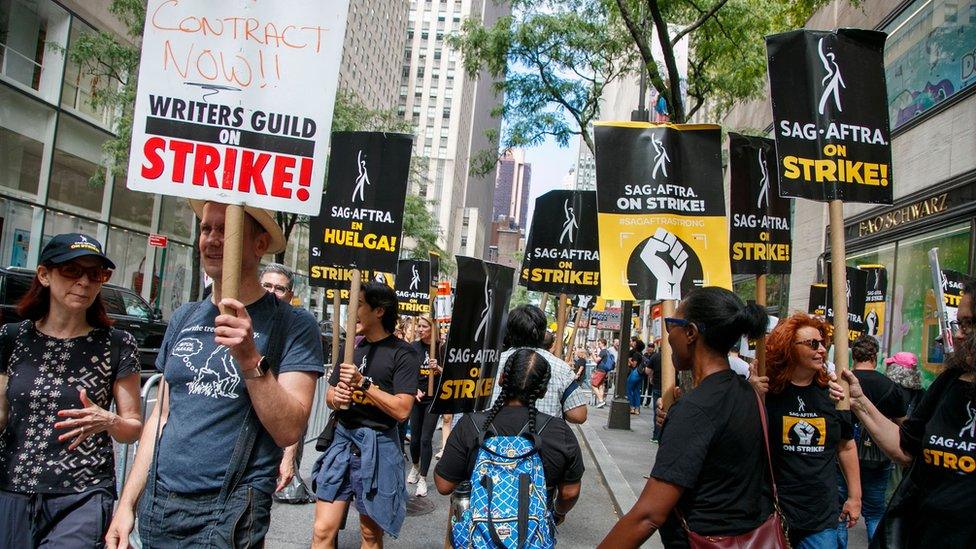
[492,149,532,233]
[338,1,410,110]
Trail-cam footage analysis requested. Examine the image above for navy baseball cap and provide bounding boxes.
[39,233,116,269]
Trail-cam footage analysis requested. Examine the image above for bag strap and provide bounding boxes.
[754,389,781,506]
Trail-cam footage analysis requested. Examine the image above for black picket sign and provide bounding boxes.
[859,265,887,339]
[395,259,431,316]
[766,29,893,204]
[825,264,869,343]
[520,190,601,295]
[309,131,413,287]
[431,256,514,414]
[728,133,793,275]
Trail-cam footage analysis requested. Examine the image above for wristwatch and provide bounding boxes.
[358,376,373,391]
[242,356,269,379]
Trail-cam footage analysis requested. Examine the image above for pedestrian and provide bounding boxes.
[311,281,418,547]
[435,349,583,545]
[760,313,860,548]
[836,335,907,546]
[627,351,643,414]
[830,278,976,548]
[591,338,614,408]
[883,351,923,417]
[0,234,142,547]
[406,315,441,498]
[261,263,317,505]
[105,202,324,548]
[572,347,587,382]
[646,347,663,441]
[492,305,587,423]
[728,342,752,378]
[599,287,774,547]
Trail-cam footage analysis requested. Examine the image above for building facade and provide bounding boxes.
[491,148,532,233]
[722,0,976,383]
[337,1,410,111]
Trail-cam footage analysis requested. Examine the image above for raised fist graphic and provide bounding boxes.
[793,421,816,446]
[866,309,879,335]
[640,228,688,300]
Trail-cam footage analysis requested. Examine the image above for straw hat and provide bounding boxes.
[188,200,286,255]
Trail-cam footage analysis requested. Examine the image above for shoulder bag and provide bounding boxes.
[678,390,790,549]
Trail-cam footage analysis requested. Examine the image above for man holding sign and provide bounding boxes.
[107,202,324,547]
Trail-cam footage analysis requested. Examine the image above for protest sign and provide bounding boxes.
[429,252,440,285]
[309,131,413,285]
[809,283,828,317]
[431,257,514,414]
[594,122,731,301]
[127,0,349,215]
[520,190,600,295]
[571,294,598,310]
[318,269,393,304]
[825,264,869,344]
[929,246,967,355]
[766,29,892,205]
[858,264,887,340]
[395,259,431,316]
[728,134,792,275]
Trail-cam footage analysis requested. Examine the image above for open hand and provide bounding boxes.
[55,388,117,450]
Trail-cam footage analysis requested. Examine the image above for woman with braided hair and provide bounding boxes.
[434,348,584,526]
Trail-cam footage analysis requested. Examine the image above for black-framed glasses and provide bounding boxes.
[261,282,291,295]
[55,263,112,283]
[664,317,690,331]
[949,318,975,334]
[794,338,826,350]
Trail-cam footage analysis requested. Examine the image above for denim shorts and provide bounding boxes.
[137,483,272,548]
[316,452,369,516]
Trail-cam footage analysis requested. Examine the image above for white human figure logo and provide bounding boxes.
[78,235,89,244]
[639,228,688,300]
[960,402,976,438]
[410,264,421,290]
[793,421,816,445]
[797,396,806,412]
[817,37,846,115]
[474,280,492,343]
[352,150,370,202]
[578,296,592,308]
[846,280,852,301]
[757,149,770,210]
[559,199,578,244]
[651,133,670,180]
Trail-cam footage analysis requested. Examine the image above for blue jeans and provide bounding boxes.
[836,464,891,546]
[792,527,838,549]
[627,369,643,408]
[138,483,272,547]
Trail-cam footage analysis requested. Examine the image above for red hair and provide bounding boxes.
[766,312,829,394]
[17,269,113,329]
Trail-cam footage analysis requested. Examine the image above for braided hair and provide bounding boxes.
[481,349,551,434]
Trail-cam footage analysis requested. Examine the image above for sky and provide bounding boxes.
[521,134,580,231]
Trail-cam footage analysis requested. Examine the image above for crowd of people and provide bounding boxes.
[0,199,974,549]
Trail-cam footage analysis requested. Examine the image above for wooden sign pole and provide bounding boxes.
[564,307,584,363]
[331,292,341,367]
[756,274,767,376]
[339,269,362,410]
[660,299,677,410]
[217,205,244,313]
[539,292,549,314]
[829,200,850,410]
[554,293,568,357]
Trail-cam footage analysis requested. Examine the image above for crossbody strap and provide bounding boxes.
[754,389,781,506]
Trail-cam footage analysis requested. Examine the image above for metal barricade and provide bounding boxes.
[304,364,332,444]
[114,374,163,497]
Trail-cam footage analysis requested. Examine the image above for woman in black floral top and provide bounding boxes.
[0,233,142,547]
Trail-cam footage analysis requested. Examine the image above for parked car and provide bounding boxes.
[0,267,167,378]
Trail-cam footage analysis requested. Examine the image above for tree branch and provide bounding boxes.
[671,0,731,45]
[614,0,672,119]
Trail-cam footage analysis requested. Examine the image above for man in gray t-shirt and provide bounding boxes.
[106,202,323,547]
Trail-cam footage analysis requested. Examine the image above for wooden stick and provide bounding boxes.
[661,299,676,410]
[331,292,341,366]
[539,292,549,314]
[339,269,362,410]
[564,307,584,363]
[428,284,437,397]
[829,200,850,410]
[756,274,767,377]
[554,294,568,357]
[217,205,244,314]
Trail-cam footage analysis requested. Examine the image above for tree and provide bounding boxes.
[453,0,833,159]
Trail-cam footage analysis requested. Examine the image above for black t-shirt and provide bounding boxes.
[898,370,976,547]
[651,370,772,546]
[434,407,585,491]
[854,369,907,419]
[650,352,662,388]
[0,323,140,494]
[330,335,419,430]
[573,357,586,379]
[765,382,853,531]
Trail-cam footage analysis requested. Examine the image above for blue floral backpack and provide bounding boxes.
[452,415,555,549]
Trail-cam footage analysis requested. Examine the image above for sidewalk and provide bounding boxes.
[573,400,665,548]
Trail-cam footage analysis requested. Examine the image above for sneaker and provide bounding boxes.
[596,400,607,408]
[407,465,419,484]
[416,477,428,497]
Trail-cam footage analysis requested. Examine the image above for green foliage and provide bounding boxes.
[402,194,454,275]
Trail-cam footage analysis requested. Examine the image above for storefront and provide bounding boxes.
[835,174,976,386]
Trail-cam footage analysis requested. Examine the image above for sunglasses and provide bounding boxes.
[794,338,826,350]
[261,282,291,295]
[55,263,112,283]
[949,318,975,333]
[665,317,702,332]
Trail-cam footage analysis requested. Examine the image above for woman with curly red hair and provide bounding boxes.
[760,313,860,548]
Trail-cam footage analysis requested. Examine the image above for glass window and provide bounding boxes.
[885,224,970,386]
[49,115,111,217]
[847,242,897,356]
[61,19,116,129]
[884,0,976,130]
[0,85,54,196]
[100,287,125,316]
[0,0,69,101]
[159,195,194,242]
[43,210,102,249]
[118,288,152,319]
[0,196,39,267]
[110,174,154,231]
[154,241,192,319]
[105,228,147,298]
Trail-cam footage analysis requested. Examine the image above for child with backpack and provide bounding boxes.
[434,349,584,548]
